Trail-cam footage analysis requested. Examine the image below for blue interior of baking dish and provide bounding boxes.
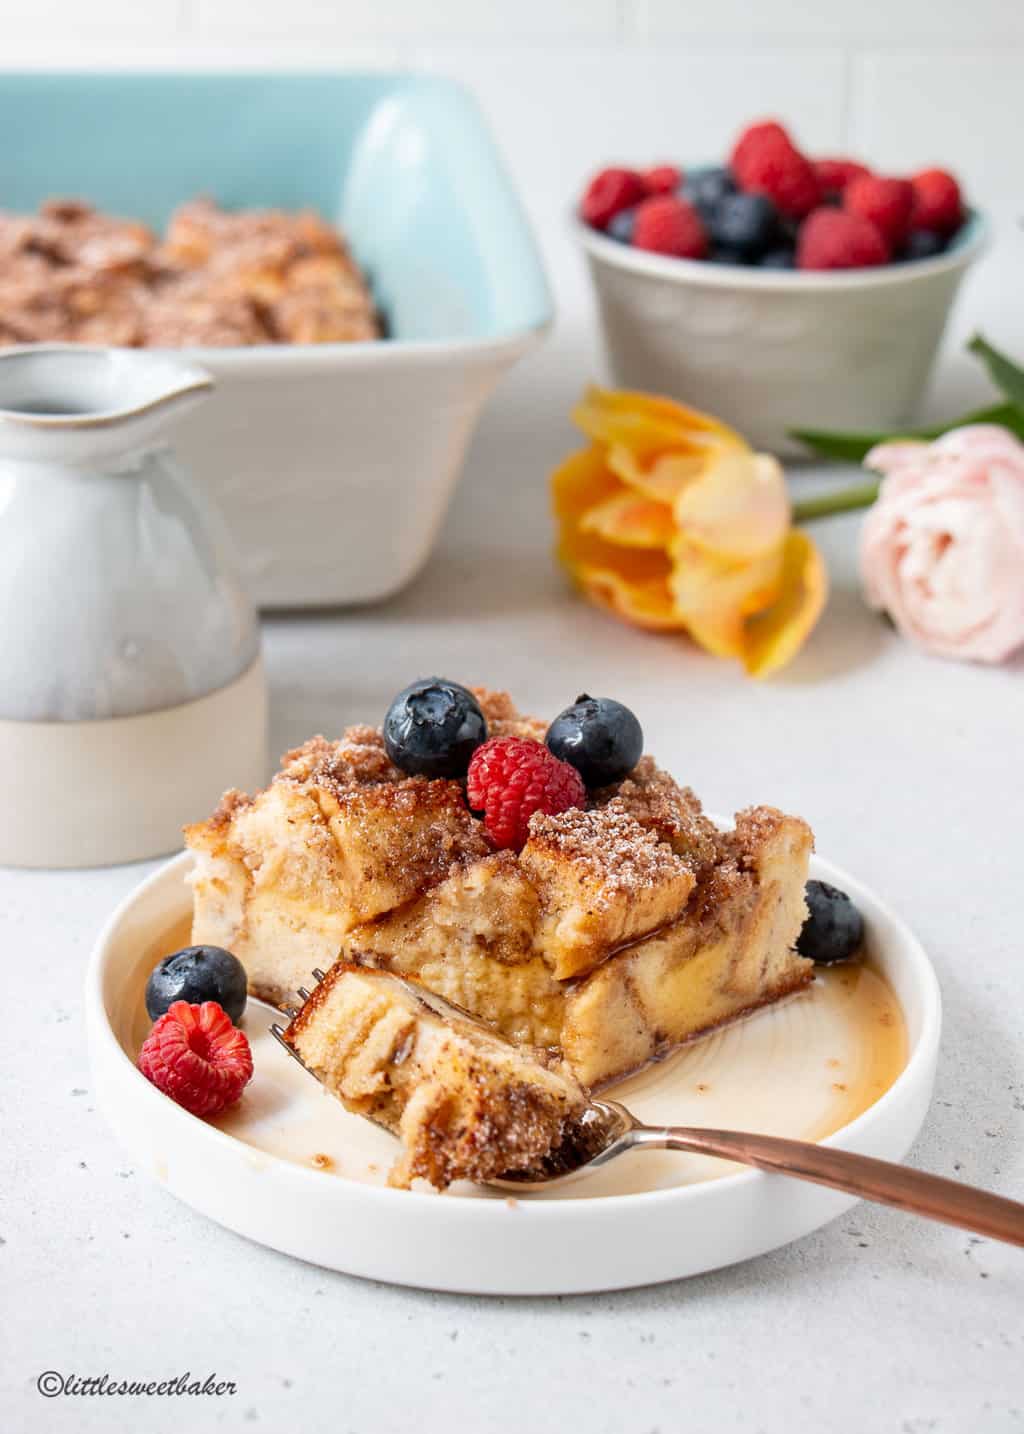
[0,72,552,344]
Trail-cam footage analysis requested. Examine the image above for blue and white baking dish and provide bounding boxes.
[0,72,552,606]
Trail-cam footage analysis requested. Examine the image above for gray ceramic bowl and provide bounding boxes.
[576,211,989,455]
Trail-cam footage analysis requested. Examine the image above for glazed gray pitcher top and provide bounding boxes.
[0,346,259,723]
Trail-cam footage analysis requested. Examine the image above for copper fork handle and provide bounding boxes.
[646,1126,1024,1248]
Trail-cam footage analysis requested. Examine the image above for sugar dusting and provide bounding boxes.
[526,802,690,894]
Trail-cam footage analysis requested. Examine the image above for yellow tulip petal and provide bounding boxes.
[575,404,692,460]
[606,444,713,503]
[741,530,828,678]
[559,524,671,583]
[578,569,685,631]
[551,444,624,526]
[558,524,683,631]
[669,538,783,659]
[552,443,681,627]
[579,491,676,549]
[550,388,819,666]
[579,386,712,426]
[576,385,746,444]
[674,450,790,560]
[573,385,748,463]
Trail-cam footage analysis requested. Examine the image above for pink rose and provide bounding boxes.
[860,425,1024,663]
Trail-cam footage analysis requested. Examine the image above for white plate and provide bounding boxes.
[86,850,940,1294]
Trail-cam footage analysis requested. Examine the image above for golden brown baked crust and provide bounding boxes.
[559,804,814,1085]
[187,686,814,1086]
[520,803,696,979]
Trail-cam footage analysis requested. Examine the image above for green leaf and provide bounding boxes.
[787,428,892,462]
[967,334,1024,407]
[789,401,1024,463]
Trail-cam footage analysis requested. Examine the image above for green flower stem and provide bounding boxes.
[792,479,880,522]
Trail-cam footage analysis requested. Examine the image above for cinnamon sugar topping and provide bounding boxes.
[527,801,688,894]
[278,727,402,789]
[326,727,403,787]
[202,788,255,833]
[468,686,548,741]
[490,715,549,742]
[593,756,720,869]
[469,687,520,725]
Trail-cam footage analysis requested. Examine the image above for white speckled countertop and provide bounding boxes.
[3,224,1023,1434]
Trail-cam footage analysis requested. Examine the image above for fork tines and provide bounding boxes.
[269,1021,309,1070]
[269,966,331,1075]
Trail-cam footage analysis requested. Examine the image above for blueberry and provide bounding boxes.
[759,246,796,269]
[545,694,643,788]
[145,945,247,1023]
[709,192,780,259]
[683,165,737,217]
[607,207,637,244]
[797,881,864,965]
[901,229,946,261]
[383,677,487,778]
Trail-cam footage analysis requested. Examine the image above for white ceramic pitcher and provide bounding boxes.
[0,346,267,867]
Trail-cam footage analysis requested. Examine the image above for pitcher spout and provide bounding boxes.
[0,346,214,465]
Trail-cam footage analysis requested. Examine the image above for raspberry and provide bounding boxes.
[910,169,963,236]
[731,120,820,219]
[138,1000,253,1118]
[580,167,646,230]
[813,157,870,197]
[797,208,889,270]
[632,195,708,258]
[730,120,793,172]
[642,164,682,197]
[466,737,585,851]
[844,174,914,248]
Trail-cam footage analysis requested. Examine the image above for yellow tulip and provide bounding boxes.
[550,387,827,676]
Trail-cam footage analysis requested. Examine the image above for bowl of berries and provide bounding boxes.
[576,121,987,454]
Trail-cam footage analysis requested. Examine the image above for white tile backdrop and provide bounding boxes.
[0,0,1019,372]
[1,1,1019,207]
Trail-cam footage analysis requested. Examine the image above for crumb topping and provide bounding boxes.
[332,776,462,820]
[687,856,750,926]
[277,726,402,789]
[277,735,335,783]
[526,801,688,893]
[469,686,520,725]
[325,778,490,886]
[592,756,720,869]
[718,806,811,871]
[490,715,549,742]
[202,788,254,833]
[326,727,403,787]
[468,685,548,742]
